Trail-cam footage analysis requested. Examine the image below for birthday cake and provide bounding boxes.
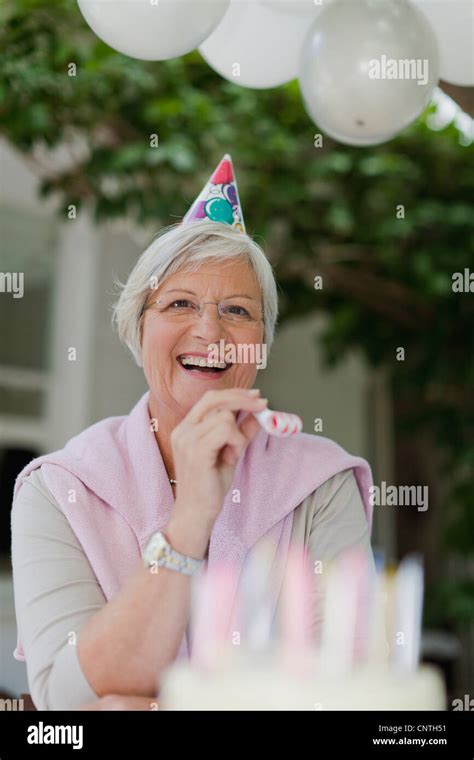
[159,649,445,711]
[159,549,446,711]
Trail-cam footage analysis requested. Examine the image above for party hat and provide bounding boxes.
[182,154,246,233]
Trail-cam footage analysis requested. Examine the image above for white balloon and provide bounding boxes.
[199,0,318,88]
[77,0,230,61]
[299,0,440,146]
[261,0,329,16]
[412,0,474,86]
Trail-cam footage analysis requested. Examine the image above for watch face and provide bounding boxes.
[143,530,200,576]
[144,531,167,564]
[153,532,167,554]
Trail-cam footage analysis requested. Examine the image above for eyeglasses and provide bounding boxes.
[142,293,263,326]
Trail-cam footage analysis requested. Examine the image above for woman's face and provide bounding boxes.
[141,258,265,416]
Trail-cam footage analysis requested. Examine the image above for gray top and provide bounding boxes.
[11,467,374,710]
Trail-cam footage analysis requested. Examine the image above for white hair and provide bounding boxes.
[112,220,279,367]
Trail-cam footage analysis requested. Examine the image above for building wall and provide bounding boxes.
[88,225,147,424]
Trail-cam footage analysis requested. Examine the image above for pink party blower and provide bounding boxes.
[255,408,303,437]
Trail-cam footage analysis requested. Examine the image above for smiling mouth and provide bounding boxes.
[177,355,233,374]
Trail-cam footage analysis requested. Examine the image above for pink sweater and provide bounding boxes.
[12,391,373,663]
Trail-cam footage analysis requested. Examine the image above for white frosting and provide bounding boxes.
[159,648,446,711]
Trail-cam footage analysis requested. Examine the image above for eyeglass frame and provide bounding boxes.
[140,293,264,325]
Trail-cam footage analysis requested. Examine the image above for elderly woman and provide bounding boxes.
[11,156,374,710]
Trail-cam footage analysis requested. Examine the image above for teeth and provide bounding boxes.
[180,356,228,369]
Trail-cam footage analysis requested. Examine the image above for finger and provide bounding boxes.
[201,407,235,428]
[186,388,263,424]
[220,443,240,467]
[171,408,235,453]
[238,412,262,443]
[201,419,248,457]
[190,417,249,470]
[193,407,261,449]
[188,389,261,424]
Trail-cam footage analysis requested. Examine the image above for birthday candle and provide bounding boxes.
[237,539,277,651]
[255,408,303,437]
[349,550,372,664]
[366,568,392,667]
[190,563,236,670]
[391,554,424,673]
[319,549,369,677]
[280,543,313,676]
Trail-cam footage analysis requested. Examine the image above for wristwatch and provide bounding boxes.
[142,530,204,577]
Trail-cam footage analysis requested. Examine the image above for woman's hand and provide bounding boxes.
[169,388,267,529]
[76,694,158,711]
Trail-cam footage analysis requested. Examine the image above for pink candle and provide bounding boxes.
[190,563,236,670]
[280,542,314,676]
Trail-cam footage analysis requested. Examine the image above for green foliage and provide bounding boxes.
[1,0,473,622]
[424,578,474,631]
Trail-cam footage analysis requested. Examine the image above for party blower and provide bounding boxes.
[254,408,303,437]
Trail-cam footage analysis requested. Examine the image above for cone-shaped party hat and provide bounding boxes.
[182,154,246,233]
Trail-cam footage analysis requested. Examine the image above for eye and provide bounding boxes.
[224,304,250,316]
[169,299,193,309]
